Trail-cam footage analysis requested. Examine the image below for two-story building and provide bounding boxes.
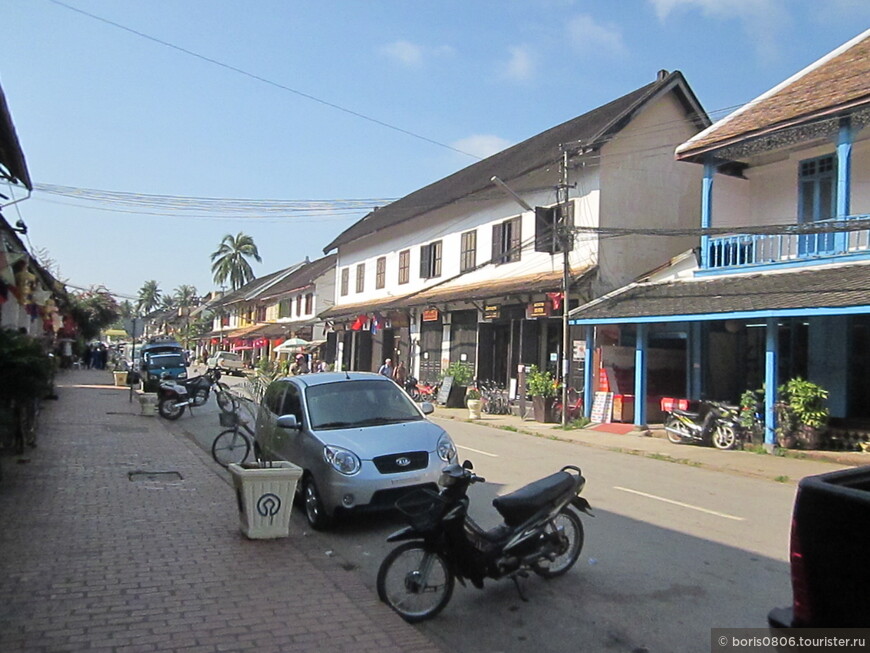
[569,29,870,444]
[323,71,710,390]
[205,256,337,365]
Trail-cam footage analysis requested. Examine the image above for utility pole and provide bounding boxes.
[559,145,574,427]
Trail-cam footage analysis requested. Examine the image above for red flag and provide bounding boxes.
[547,292,563,311]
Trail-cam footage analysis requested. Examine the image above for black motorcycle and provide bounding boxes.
[157,368,220,420]
[377,461,592,622]
[663,399,741,449]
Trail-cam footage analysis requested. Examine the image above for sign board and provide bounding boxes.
[422,309,440,322]
[573,340,586,361]
[590,391,614,423]
[527,301,551,318]
[483,304,501,320]
[437,375,454,405]
[122,318,144,339]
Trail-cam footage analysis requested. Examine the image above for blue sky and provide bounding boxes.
[4,0,869,301]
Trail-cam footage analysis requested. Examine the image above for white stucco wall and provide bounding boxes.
[332,163,601,310]
[597,92,704,293]
[712,126,870,230]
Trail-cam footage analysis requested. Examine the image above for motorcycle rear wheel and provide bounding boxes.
[664,415,685,444]
[532,507,584,578]
[377,542,455,623]
[158,398,185,420]
[712,423,738,450]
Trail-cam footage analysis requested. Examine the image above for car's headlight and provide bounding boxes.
[324,445,361,475]
[437,433,457,463]
[178,372,187,379]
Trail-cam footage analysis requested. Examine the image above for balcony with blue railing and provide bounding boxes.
[701,214,870,272]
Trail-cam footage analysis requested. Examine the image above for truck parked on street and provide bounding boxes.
[768,465,870,629]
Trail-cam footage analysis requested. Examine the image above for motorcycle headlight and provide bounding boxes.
[437,433,457,463]
[323,445,361,475]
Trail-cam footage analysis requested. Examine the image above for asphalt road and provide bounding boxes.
[168,382,795,653]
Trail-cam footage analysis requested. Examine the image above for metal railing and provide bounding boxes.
[703,214,870,270]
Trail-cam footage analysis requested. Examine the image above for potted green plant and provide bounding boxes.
[526,365,557,423]
[465,387,482,419]
[441,361,473,408]
[774,377,829,450]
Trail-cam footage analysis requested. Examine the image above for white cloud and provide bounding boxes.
[379,41,455,68]
[452,134,513,159]
[648,0,789,62]
[566,14,627,56]
[379,40,424,67]
[503,45,536,82]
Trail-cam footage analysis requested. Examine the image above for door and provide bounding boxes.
[419,321,443,383]
[274,382,305,466]
[798,155,836,256]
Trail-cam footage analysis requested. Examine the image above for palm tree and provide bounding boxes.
[173,284,198,308]
[137,280,162,314]
[210,232,262,291]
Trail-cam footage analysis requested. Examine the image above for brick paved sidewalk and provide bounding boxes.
[0,368,441,653]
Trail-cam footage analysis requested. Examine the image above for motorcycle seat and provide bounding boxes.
[671,408,701,419]
[492,471,575,527]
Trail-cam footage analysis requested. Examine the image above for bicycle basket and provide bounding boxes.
[395,488,448,532]
[219,411,240,428]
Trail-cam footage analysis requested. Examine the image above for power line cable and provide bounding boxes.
[47,0,483,160]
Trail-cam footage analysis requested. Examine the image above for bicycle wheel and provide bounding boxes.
[532,507,585,578]
[377,542,454,623]
[211,428,251,467]
[215,383,237,412]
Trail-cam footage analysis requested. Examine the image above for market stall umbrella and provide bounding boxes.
[274,337,310,354]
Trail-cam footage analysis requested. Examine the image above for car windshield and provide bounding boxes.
[149,354,185,368]
[306,380,423,430]
[218,353,241,362]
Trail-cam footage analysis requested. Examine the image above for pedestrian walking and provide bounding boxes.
[392,361,407,386]
[378,358,393,378]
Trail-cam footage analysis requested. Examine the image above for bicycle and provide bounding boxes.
[211,408,255,467]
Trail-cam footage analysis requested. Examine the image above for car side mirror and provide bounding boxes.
[277,414,301,430]
[420,401,434,415]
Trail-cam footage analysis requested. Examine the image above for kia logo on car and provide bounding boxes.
[396,457,411,467]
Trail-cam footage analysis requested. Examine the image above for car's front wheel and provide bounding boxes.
[302,475,333,530]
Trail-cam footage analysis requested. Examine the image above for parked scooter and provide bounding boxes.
[156,368,220,420]
[404,376,421,401]
[377,461,592,622]
[663,399,741,450]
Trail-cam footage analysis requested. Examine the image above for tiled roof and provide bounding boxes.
[677,29,870,160]
[325,71,708,252]
[569,263,870,322]
[258,254,337,302]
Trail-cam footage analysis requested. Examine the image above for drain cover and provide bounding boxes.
[128,471,183,482]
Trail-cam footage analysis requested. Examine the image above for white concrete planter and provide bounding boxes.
[113,371,128,386]
[467,399,482,419]
[228,461,303,539]
[137,393,157,416]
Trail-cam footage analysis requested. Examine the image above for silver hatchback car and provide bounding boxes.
[254,372,457,529]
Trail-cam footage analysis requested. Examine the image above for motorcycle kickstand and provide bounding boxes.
[510,571,530,602]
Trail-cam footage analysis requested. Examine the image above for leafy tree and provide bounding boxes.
[137,280,161,314]
[210,232,262,291]
[70,286,121,341]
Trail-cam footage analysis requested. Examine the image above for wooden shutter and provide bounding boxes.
[492,223,504,264]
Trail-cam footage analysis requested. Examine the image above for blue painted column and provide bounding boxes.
[689,322,703,399]
[635,323,648,427]
[835,118,853,252]
[765,317,779,448]
[700,161,715,268]
[584,325,594,418]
